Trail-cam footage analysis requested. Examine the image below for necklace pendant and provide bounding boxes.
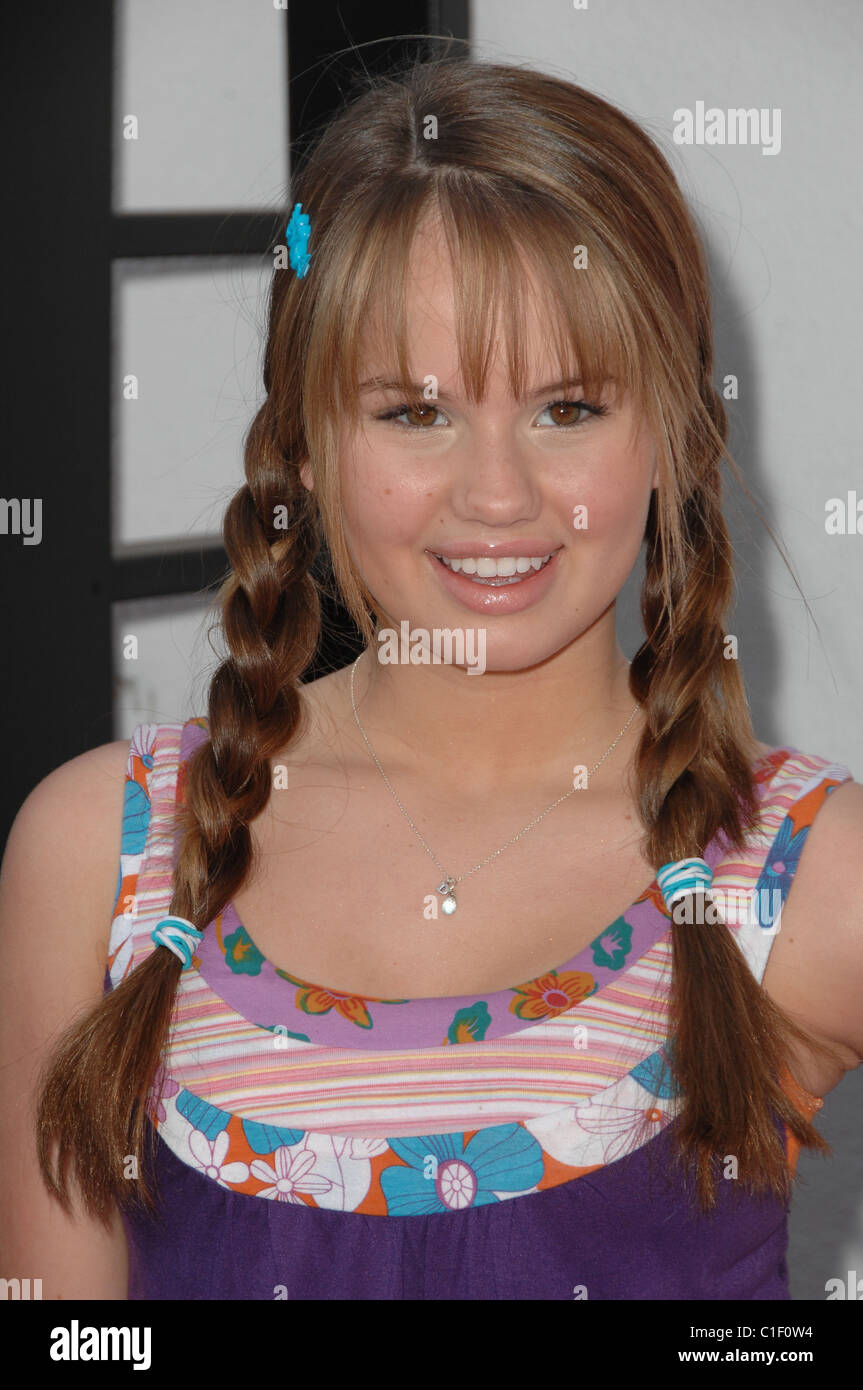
[437,877,457,915]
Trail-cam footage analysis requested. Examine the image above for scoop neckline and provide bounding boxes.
[195,876,675,1049]
[176,720,788,1049]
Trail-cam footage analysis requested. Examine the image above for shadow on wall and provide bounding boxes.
[789,1068,863,1301]
[616,222,776,734]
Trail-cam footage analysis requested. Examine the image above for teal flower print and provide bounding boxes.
[380,1123,544,1214]
[120,777,150,856]
[257,1023,311,1043]
[444,1002,491,1044]
[590,916,633,970]
[631,1048,679,1099]
[176,1089,233,1140]
[242,1118,305,1152]
[223,925,264,975]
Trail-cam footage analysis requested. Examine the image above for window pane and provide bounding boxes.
[114,0,288,212]
[113,593,222,738]
[112,256,269,552]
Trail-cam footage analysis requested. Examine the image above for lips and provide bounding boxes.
[433,553,554,584]
[426,547,561,613]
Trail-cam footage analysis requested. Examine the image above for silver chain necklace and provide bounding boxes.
[348,649,640,915]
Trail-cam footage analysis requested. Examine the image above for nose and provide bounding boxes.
[448,424,541,524]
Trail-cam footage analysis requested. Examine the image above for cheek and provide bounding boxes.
[565,443,653,543]
[339,452,433,550]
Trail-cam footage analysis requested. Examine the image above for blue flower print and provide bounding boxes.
[242,1118,305,1152]
[176,1089,233,1140]
[631,1048,679,1099]
[120,777,150,856]
[590,916,633,971]
[754,816,809,901]
[380,1123,544,1214]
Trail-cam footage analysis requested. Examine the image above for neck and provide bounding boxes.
[340,617,642,800]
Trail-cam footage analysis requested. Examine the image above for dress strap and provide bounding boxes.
[106,722,185,987]
[726,750,854,987]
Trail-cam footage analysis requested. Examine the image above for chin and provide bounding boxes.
[441,630,579,677]
[475,635,579,675]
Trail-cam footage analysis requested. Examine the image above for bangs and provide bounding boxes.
[302,176,650,448]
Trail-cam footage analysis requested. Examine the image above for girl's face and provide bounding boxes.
[303,222,658,673]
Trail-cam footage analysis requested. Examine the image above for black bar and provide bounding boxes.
[2,3,115,844]
[112,212,285,260]
[287,3,465,169]
[432,1,470,41]
[111,545,229,603]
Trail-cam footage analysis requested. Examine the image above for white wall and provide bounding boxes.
[111,257,269,551]
[470,0,862,1302]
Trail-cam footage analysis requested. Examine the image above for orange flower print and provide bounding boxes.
[509,970,597,1021]
[275,970,409,1030]
[634,878,669,919]
[753,748,791,787]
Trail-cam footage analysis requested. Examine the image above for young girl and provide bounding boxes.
[3,57,861,1301]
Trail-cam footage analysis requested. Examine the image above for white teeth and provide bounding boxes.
[437,553,552,576]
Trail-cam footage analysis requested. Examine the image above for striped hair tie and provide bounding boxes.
[656,857,714,913]
[150,916,204,970]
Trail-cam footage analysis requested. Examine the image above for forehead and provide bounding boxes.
[359,216,565,395]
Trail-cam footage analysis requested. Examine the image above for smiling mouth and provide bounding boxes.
[431,553,556,586]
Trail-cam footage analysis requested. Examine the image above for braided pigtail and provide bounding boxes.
[630,386,840,1209]
[36,403,321,1221]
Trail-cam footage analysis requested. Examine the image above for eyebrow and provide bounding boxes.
[357,377,587,401]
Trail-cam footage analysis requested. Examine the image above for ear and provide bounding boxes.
[299,459,314,491]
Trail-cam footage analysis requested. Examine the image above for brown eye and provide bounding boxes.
[375,401,445,431]
[538,399,609,428]
[548,402,583,426]
[402,403,439,427]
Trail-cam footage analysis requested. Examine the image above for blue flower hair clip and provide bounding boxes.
[285,201,312,278]
[656,857,714,914]
[150,915,204,970]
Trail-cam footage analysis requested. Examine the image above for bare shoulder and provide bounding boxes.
[3,737,130,857]
[294,665,354,756]
[761,777,863,1091]
[0,739,131,962]
[0,739,132,1297]
[301,664,351,716]
[10,737,130,804]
